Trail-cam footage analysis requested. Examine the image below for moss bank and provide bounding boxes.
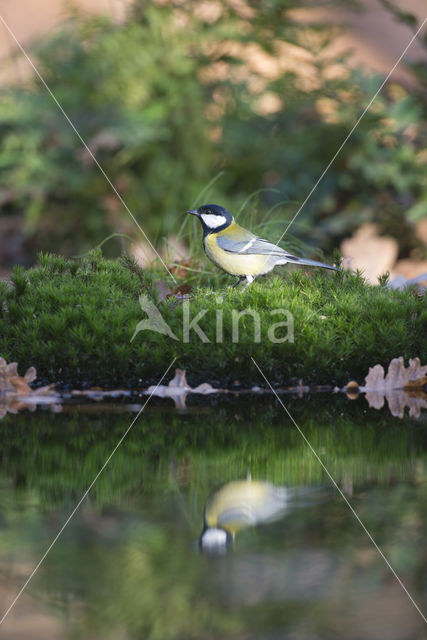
[0,251,425,387]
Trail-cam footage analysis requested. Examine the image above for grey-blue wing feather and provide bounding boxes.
[216,234,339,271]
[217,235,293,258]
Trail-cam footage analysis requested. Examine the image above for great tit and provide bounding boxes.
[187,203,339,290]
[199,479,291,552]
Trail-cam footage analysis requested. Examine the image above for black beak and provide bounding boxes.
[186,209,199,216]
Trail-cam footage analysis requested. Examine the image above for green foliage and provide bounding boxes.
[220,67,427,255]
[0,252,425,386]
[0,4,213,255]
[0,1,425,260]
[378,271,390,287]
[0,280,8,318]
[10,265,28,296]
[120,252,149,286]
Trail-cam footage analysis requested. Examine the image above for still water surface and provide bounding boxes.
[0,395,425,639]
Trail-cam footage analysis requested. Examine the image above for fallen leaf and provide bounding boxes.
[387,272,427,291]
[287,380,309,398]
[169,259,193,279]
[356,357,427,418]
[363,388,427,419]
[340,224,398,284]
[0,357,57,419]
[167,284,192,299]
[360,357,427,392]
[0,357,44,395]
[144,368,216,409]
[8,376,32,394]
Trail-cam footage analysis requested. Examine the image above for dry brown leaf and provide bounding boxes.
[363,388,427,419]
[360,357,427,392]
[167,284,192,299]
[0,357,39,394]
[144,368,216,409]
[0,398,38,420]
[357,357,427,418]
[8,376,32,394]
[340,224,398,284]
[169,259,193,279]
[0,357,56,419]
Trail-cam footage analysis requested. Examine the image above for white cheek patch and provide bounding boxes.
[200,213,227,228]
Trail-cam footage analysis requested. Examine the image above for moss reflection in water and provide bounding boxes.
[0,397,423,507]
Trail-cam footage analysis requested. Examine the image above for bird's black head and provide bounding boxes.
[199,526,233,554]
[186,204,233,234]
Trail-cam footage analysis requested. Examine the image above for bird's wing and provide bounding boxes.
[217,234,295,258]
[216,226,339,270]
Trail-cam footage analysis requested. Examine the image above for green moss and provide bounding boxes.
[0,252,425,386]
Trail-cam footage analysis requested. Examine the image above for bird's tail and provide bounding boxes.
[277,256,340,271]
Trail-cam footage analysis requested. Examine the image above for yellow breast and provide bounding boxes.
[204,481,271,535]
[203,231,270,276]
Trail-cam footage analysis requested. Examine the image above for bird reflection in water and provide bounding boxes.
[200,478,318,553]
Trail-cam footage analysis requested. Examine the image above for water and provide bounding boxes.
[0,395,425,639]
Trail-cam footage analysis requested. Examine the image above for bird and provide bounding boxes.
[199,479,292,552]
[187,203,339,290]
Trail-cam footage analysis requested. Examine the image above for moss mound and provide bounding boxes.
[0,251,425,387]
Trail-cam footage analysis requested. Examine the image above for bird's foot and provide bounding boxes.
[240,276,254,292]
[232,276,245,288]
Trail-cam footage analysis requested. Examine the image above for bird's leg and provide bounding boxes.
[232,276,244,288]
[240,275,254,292]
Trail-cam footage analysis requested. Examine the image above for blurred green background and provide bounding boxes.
[0,0,426,268]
